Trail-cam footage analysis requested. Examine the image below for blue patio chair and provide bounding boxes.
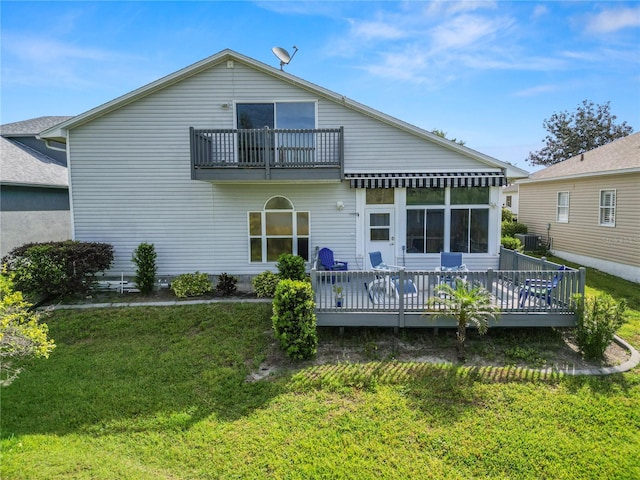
[435,252,468,286]
[518,266,567,307]
[318,247,348,271]
[367,251,418,301]
[369,251,389,271]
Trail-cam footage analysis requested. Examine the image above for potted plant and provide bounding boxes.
[332,285,344,307]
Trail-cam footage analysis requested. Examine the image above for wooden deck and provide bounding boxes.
[311,258,586,329]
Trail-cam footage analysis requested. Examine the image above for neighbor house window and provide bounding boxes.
[599,189,616,226]
[249,196,309,262]
[506,195,512,207]
[557,192,569,223]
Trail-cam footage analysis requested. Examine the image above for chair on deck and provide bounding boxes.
[367,251,418,302]
[318,247,348,271]
[435,252,468,286]
[518,266,567,307]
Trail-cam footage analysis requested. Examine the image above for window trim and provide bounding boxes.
[599,189,616,227]
[557,191,569,223]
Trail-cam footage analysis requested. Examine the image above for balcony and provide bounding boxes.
[190,127,343,182]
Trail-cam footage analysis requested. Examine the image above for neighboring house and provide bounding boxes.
[39,49,528,279]
[517,132,640,283]
[501,184,519,219]
[1,117,73,257]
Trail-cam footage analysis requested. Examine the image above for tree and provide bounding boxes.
[527,100,633,167]
[0,276,55,386]
[426,279,500,360]
[431,129,466,146]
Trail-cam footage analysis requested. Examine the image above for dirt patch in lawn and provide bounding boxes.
[247,327,632,382]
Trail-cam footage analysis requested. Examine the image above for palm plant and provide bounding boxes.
[426,279,500,360]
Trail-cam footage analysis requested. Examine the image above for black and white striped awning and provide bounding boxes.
[345,171,506,188]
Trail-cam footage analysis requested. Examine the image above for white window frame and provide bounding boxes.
[248,196,310,263]
[599,189,616,227]
[557,192,569,223]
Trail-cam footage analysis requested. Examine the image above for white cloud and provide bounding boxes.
[584,6,640,34]
[430,14,513,51]
[531,4,549,19]
[2,33,147,89]
[350,19,407,41]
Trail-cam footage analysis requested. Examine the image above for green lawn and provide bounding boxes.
[2,267,639,479]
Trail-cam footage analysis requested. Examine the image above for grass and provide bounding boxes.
[1,261,639,479]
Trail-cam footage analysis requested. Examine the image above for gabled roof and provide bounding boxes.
[1,136,68,188]
[521,132,640,183]
[1,116,73,137]
[39,49,529,179]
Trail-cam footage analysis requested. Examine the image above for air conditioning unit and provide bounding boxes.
[515,234,539,251]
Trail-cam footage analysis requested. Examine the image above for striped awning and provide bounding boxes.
[345,171,506,188]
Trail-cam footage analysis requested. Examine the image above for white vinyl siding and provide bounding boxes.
[67,61,505,275]
[599,189,616,226]
[557,192,569,223]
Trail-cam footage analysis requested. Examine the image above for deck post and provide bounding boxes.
[579,267,586,297]
[398,268,405,329]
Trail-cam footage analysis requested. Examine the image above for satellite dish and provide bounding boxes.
[272,46,298,70]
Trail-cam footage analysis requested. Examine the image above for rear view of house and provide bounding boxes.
[518,133,640,283]
[1,117,72,257]
[39,49,528,279]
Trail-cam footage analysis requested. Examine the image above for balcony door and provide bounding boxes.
[237,104,274,165]
[236,102,315,165]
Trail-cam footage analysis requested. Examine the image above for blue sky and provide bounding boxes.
[2,1,639,172]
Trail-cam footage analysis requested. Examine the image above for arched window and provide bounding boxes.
[249,196,310,262]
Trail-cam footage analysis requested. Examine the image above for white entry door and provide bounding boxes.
[365,208,395,268]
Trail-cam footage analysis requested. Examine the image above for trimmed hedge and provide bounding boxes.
[1,241,114,299]
[272,279,317,360]
[276,254,307,281]
[132,243,157,294]
[171,272,212,298]
[252,271,280,298]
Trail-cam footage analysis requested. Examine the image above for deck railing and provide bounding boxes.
[190,127,343,168]
[310,262,586,328]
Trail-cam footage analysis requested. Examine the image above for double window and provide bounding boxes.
[599,189,616,226]
[236,103,316,164]
[557,192,569,223]
[406,187,489,254]
[249,196,309,263]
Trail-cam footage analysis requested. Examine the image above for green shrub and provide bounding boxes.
[500,236,523,251]
[252,271,280,298]
[170,272,212,298]
[216,273,238,296]
[502,208,515,222]
[132,243,157,294]
[501,221,528,238]
[0,276,56,386]
[272,279,317,360]
[276,254,307,281]
[2,241,113,300]
[573,293,627,360]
